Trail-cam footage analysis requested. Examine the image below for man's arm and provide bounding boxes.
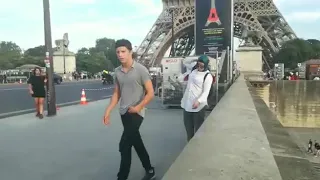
[197,74,213,103]
[105,81,121,113]
[136,66,154,109]
[137,80,154,109]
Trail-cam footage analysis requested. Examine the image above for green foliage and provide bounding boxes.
[274,38,320,68]
[76,47,114,73]
[75,37,117,73]
[307,39,320,58]
[95,38,119,67]
[0,37,119,73]
[22,45,46,67]
[0,41,23,69]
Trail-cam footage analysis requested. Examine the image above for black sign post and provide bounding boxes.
[43,0,57,116]
[195,0,233,55]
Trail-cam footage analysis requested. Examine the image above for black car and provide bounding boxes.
[53,73,62,84]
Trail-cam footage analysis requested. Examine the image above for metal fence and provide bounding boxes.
[1,75,28,84]
[161,74,186,107]
[159,51,229,107]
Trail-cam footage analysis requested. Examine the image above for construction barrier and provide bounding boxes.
[79,87,114,105]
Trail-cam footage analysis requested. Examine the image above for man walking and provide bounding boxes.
[103,39,156,180]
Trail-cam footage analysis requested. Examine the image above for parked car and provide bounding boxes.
[53,73,62,84]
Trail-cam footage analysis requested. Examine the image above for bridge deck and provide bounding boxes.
[0,99,186,180]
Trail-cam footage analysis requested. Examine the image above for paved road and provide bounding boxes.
[0,99,186,180]
[0,81,114,116]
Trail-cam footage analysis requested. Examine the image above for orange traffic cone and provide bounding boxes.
[80,89,88,105]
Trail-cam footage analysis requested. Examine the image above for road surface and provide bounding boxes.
[0,99,186,180]
[0,81,114,117]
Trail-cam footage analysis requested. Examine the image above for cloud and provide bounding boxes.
[0,0,163,51]
[275,0,318,5]
[63,0,96,4]
[51,14,156,51]
[126,0,162,15]
[6,0,317,53]
[286,11,320,22]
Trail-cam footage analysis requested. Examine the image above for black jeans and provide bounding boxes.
[183,108,206,141]
[117,112,152,180]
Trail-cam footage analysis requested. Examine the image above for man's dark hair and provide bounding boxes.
[115,39,132,51]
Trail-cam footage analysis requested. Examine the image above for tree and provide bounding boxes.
[76,47,91,72]
[0,41,23,69]
[76,47,114,73]
[24,45,46,57]
[22,45,46,66]
[307,39,320,59]
[95,38,119,67]
[274,38,319,68]
[0,37,123,72]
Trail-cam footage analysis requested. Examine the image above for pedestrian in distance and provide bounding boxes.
[27,67,47,119]
[307,139,313,153]
[181,55,213,141]
[103,39,156,180]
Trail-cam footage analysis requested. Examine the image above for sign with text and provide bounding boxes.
[195,0,233,55]
[165,58,179,63]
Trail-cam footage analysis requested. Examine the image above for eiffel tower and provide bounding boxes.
[135,0,296,68]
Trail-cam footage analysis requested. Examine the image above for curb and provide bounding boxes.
[0,96,111,120]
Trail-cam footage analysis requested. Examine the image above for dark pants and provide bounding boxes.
[117,112,152,180]
[183,108,206,141]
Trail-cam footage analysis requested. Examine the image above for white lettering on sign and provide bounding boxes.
[208,47,218,51]
[165,59,178,63]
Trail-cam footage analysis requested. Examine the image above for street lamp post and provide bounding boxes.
[43,0,57,116]
[63,43,66,74]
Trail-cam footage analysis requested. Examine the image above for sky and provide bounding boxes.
[0,0,319,52]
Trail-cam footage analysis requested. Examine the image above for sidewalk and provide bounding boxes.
[0,99,187,180]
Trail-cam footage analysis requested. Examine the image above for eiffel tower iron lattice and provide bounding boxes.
[135,0,296,68]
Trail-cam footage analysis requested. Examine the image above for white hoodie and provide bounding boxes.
[181,69,213,112]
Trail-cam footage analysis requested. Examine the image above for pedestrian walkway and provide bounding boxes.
[0,99,187,180]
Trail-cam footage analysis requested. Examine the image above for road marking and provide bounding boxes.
[0,87,27,91]
[102,95,112,98]
[0,80,100,86]
[0,82,103,91]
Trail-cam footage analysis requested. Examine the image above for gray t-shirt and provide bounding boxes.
[114,61,151,116]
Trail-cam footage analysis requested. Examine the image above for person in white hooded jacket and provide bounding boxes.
[181,55,213,141]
